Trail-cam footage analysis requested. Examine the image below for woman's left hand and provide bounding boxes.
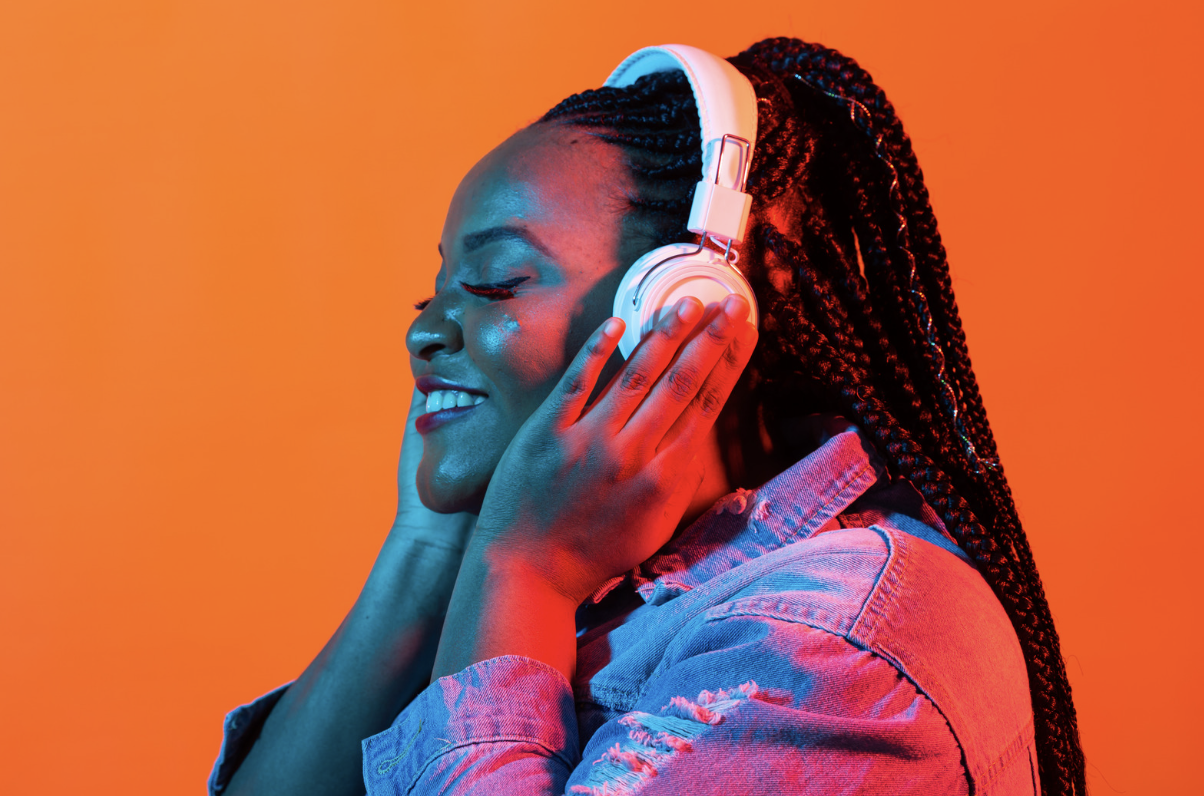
[472,293,758,606]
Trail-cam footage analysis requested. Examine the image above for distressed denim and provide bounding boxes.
[212,420,1038,795]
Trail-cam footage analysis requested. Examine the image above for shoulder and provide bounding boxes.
[686,526,1037,794]
[706,524,1021,670]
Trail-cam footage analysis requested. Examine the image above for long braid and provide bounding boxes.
[748,41,1086,794]
[751,41,1085,793]
[541,39,1086,795]
[759,224,949,467]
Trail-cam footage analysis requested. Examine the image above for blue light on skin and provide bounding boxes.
[406,123,733,518]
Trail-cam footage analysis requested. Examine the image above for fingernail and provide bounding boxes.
[677,297,702,323]
[723,295,746,320]
[737,322,758,345]
[602,318,623,338]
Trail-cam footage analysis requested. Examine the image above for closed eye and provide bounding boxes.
[414,296,434,310]
[460,276,530,300]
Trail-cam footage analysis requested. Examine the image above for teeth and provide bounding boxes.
[423,389,486,413]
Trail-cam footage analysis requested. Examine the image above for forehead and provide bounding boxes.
[440,125,632,259]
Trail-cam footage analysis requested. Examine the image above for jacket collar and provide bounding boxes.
[587,416,886,607]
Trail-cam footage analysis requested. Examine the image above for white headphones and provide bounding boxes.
[606,44,760,358]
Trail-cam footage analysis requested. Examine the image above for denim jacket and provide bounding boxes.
[211,420,1038,795]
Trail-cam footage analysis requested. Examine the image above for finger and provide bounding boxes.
[625,294,755,448]
[658,316,757,457]
[399,387,429,457]
[405,386,427,426]
[397,387,427,487]
[591,296,706,427]
[542,317,625,426]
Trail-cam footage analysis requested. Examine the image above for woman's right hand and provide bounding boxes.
[389,387,476,553]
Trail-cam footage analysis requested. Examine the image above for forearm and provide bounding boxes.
[224,534,465,796]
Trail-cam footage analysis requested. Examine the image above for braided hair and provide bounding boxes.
[541,38,1086,795]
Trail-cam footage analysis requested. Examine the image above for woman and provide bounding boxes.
[211,38,1085,795]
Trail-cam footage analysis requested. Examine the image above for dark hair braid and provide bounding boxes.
[540,38,1085,795]
[759,224,946,461]
[735,46,1085,795]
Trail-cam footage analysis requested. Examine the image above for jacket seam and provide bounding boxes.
[849,525,905,638]
[848,529,976,795]
[703,603,859,636]
[975,717,1036,792]
[397,735,577,795]
[781,459,876,537]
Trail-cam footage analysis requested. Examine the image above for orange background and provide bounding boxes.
[2,1,1200,793]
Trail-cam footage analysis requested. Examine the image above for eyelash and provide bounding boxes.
[413,276,530,311]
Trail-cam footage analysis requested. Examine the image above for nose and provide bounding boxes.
[406,292,464,362]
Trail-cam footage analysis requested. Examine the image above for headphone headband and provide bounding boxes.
[606,45,760,359]
[604,44,758,244]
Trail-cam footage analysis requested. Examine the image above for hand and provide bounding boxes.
[389,388,475,552]
[224,393,483,796]
[471,294,758,605]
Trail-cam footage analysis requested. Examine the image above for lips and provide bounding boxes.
[414,375,488,434]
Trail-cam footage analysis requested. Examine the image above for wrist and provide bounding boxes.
[433,541,580,681]
[468,519,602,607]
[477,545,582,610]
[357,532,469,621]
[387,511,475,553]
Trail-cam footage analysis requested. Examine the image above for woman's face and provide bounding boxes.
[406,125,647,514]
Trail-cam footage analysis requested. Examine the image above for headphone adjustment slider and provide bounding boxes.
[688,133,753,244]
[688,181,753,245]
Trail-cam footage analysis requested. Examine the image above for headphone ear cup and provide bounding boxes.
[612,243,759,359]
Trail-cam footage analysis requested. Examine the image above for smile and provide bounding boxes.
[423,389,487,413]
[415,388,488,435]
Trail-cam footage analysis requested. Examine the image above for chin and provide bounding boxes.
[416,456,490,515]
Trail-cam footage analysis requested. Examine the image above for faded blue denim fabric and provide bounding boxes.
[212,420,1038,795]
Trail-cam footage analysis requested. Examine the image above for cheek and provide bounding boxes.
[470,305,576,399]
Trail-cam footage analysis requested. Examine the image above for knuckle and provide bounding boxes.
[583,446,609,474]
[703,320,732,345]
[619,367,651,393]
[697,385,726,417]
[630,473,658,500]
[653,323,679,343]
[562,373,589,398]
[664,365,700,400]
[599,455,632,484]
[587,337,612,357]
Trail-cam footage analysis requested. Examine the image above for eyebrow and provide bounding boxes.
[442,226,554,259]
